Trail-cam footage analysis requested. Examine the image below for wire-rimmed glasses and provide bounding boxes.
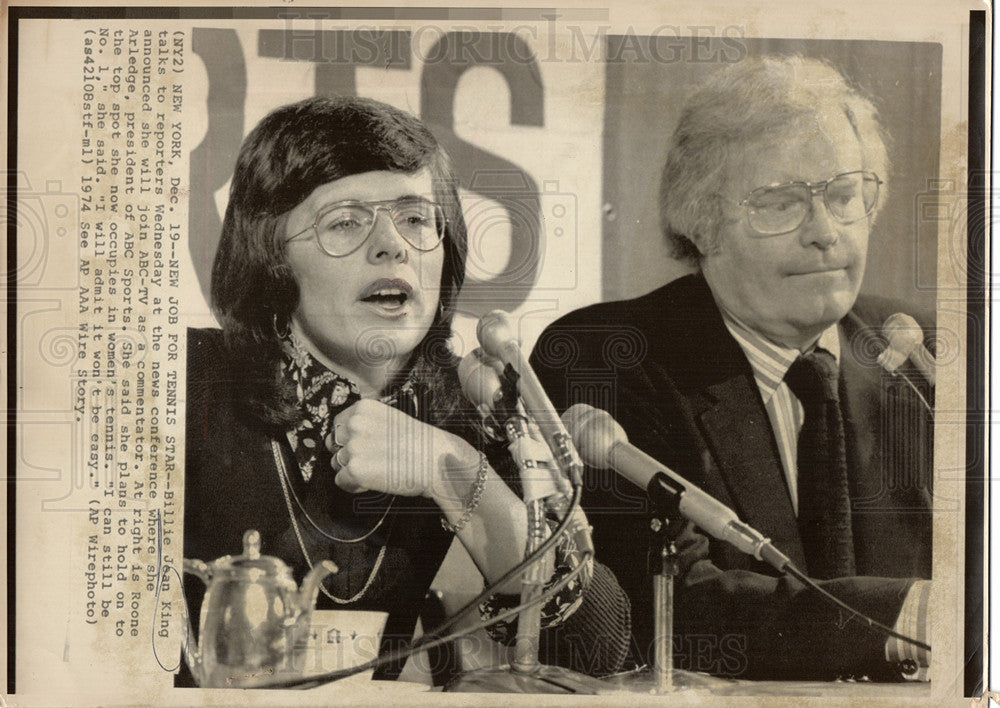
[285,197,446,257]
[738,170,883,236]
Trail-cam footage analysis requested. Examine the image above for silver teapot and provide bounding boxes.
[183,529,337,688]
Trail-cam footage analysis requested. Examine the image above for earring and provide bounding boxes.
[273,313,291,340]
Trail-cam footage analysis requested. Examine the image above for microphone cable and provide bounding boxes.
[257,482,591,689]
[781,562,931,652]
[882,367,933,414]
[261,550,593,689]
[413,475,587,647]
[658,383,934,654]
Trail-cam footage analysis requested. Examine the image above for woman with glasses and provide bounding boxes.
[182,96,630,685]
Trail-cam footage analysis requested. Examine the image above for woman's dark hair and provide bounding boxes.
[211,96,468,426]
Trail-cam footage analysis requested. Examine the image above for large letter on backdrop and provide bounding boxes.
[421,32,544,314]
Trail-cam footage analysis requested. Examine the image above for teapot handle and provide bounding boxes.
[183,558,211,586]
[180,559,210,685]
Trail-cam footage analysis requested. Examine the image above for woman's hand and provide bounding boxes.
[333,400,534,591]
[330,399,480,509]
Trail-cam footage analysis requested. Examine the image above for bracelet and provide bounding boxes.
[441,451,489,534]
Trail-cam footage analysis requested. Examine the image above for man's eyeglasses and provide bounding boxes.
[285,197,446,257]
[738,170,883,236]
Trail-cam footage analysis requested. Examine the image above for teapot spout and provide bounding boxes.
[298,560,338,611]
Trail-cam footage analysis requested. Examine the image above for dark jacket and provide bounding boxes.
[529,274,933,681]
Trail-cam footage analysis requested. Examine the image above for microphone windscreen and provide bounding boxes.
[561,404,625,469]
[477,310,517,358]
[457,348,504,410]
[878,313,923,371]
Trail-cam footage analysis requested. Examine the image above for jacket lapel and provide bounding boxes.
[652,275,805,566]
[696,376,806,567]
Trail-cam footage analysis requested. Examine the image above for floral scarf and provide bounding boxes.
[278,332,588,636]
[280,333,418,482]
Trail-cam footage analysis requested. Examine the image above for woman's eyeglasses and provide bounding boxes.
[738,170,882,236]
[285,197,446,257]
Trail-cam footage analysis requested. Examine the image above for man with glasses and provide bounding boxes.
[531,56,932,681]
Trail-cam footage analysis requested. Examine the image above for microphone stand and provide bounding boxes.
[648,474,693,692]
[445,373,608,694]
[604,474,732,693]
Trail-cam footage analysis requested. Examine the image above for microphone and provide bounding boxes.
[477,311,585,487]
[877,313,935,386]
[457,347,506,422]
[459,348,594,675]
[562,404,791,572]
[458,348,568,501]
[459,347,591,542]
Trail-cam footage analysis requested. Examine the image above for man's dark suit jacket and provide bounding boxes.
[529,274,933,680]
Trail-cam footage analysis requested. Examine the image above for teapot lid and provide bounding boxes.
[211,530,294,577]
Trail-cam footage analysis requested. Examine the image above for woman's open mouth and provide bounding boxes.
[358,279,413,313]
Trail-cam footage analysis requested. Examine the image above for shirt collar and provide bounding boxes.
[281,332,419,409]
[720,309,841,403]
